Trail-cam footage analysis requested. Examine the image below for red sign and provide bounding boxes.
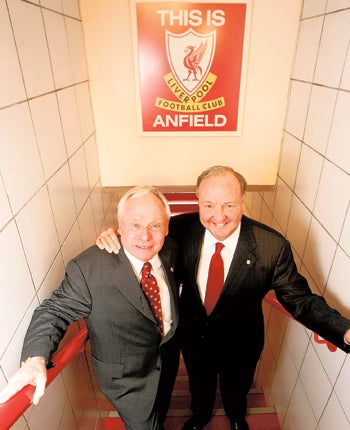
[134,2,248,134]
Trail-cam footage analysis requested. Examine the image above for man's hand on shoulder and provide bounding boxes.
[0,356,47,405]
[96,227,120,254]
[345,328,350,346]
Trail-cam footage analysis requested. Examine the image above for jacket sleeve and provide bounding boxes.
[21,258,92,363]
[273,239,350,352]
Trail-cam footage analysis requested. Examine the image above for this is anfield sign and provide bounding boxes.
[133,1,250,135]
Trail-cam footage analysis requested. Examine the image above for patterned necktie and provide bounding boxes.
[204,242,225,315]
[140,262,164,336]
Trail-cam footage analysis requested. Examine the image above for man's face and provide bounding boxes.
[198,173,244,241]
[117,194,169,262]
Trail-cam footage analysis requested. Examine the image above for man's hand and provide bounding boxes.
[0,357,47,405]
[345,328,350,345]
[96,227,120,254]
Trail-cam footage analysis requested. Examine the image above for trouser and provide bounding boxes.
[182,339,260,425]
[120,409,164,430]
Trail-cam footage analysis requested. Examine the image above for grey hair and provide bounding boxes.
[117,185,171,219]
[196,165,247,196]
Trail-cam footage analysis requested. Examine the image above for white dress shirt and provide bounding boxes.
[197,224,241,303]
[124,250,172,335]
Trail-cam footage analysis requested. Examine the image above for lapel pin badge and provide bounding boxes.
[246,259,251,265]
[170,267,174,272]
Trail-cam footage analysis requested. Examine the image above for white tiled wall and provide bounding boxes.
[251,1,350,428]
[0,0,115,428]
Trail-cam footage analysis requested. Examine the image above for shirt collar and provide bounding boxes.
[203,223,241,250]
[124,248,161,275]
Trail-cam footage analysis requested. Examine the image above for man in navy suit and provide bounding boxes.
[96,166,350,430]
[0,186,180,430]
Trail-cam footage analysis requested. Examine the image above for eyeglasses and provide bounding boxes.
[126,221,165,233]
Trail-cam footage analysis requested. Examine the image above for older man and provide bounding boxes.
[0,186,180,430]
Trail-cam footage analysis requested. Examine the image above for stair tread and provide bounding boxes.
[99,357,281,429]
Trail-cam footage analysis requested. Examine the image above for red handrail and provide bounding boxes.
[0,321,88,430]
[263,293,338,352]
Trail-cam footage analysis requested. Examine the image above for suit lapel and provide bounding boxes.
[159,240,179,337]
[223,216,257,294]
[113,242,179,332]
[113,249,156,322]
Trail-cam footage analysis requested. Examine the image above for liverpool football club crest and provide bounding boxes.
[166,28,215,95]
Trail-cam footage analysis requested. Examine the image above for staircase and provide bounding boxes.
[100,356,280,430]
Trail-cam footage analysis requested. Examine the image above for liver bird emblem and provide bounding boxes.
[166,28,215,95]
[183,40,208,81]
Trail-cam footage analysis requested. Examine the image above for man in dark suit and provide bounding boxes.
[95,166,350,430]
[0,186,180,430]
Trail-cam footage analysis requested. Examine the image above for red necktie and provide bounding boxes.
[204,242,225,315]
[141,262,164,336]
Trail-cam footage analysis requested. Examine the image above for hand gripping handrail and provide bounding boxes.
[0,321,88,430]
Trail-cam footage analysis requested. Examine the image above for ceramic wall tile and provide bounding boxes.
[326,0,350,12]
[0,0,26,107]
[299,345,333,419]
[0,104,44,213]
[0,222,36,357]
[285,81,311,140]
[69,147,90,213]
[90,183,106,235]
[57,87,82,157]
[292,16,323,81]
[66,18,89,83]
[8,0,54,97]
[326,90,350,173]
[75,82,95,142]
[314,160,350,241]
[47,163,77,244]
[84,135,100,189]
[302,0,327,18]
[294,145,323,210]
[339,208,350,256]
[40,0,63,13]
[62,0,81,19]
[42,9,73,89]
[286,195,312,260]
[37,252,65,303]
[0,175,13,231]
[341,44,350,90]
[78,199,97,249]
[30,93,67,180]
[334,357,350,421]
[304,85,337,155]
[314,10,350,87]
[283,378,318,429]
[16,186,60,289]
[278,133,301,189]
[325,246,350,319]
[319,391,350,430]
[303,217,337,292]
[273,178,293,234]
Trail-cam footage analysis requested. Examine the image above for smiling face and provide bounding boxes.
[197,172,245,241]
[117,193,169,262]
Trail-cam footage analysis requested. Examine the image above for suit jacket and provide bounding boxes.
[169,213,350,359]
[22,239,180,422]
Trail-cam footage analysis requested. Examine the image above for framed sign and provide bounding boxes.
[132,1,251,135]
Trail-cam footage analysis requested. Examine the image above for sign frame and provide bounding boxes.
[131,0,252,136]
